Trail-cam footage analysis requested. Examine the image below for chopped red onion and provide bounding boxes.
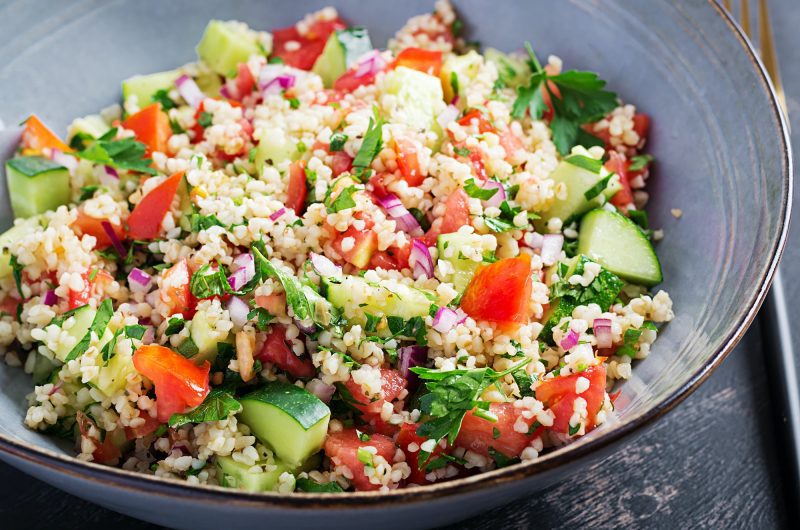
[310,252,342,278]
[227,296,250,328]
[481,180,506,208]
[398,345,428,392]
[294,318,317,335]
[128,268,153,293]
[98,165,119,187]
[43,290,58,306]
[378,193,423,237]
[175,75,205,109]
[219,84,233,100]
[436,105,460,131]
[432,306,459,333]
[49,149,78,174]
[409,239,434,279]
[142,326,156,345]
[262,74,296,96]
[354,50,387,78]
[269,207,286,221]
[540,234,564,266]
[560,329,579,351]
[227,253,255,291]
[525,232,544,250]
[593,318,613,349]
[455,308,469,324]
[101,220,126,258]
[306,379,336,403]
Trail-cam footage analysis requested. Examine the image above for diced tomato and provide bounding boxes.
[333,225,378,269]
[67,269,114,310]
[367,172,391,199]
[456,402,542,458]
[499,131,524,160]
[160,258,195,318]
[535,364,607,433]
[457,109,495,134]
[395,137,424,186]
[286,160,308,215]
[254,293,286,315]
[0,297,20,317]
[257,324,316,378]
[124,413,162,440]
[396,422,445,485]
[272,17,347,70]
[76,411,121,465]
[344,368,407,418]
[21,115,70,154]
[122,103,172,155]
[460,254,532,330]
[605,151,633,210]
[127,171,184,240]
[324,429,397,491]
[420,188,471,247]
[234,63,256,100]
[632,113,650,141]
[369,240,412,271]
[334,63,384,92]
[72,211,126,250]
[133,344,210,423]
[392,47,443,76]
[331,150,353,177]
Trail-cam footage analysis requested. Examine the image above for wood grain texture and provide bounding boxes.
[1,0,798,528]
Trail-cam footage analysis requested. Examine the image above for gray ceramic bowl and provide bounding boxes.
[0,0,791,528]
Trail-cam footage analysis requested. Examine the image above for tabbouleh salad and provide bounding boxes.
[0,1,673,493]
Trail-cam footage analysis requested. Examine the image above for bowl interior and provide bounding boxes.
[0,0,790,500]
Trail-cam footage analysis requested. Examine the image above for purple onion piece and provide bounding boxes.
[227,296,250,328]
[43,290,58,306]
[398,345,428,393]
[481,180,506,208]
[175,74,206,109]
[128,267,153,293]
[432,307,459,333]
[306,379,336,403]
[101,220,126,258]
[559,328,579,351]
[409,239,434,279]
[269,207,286,221]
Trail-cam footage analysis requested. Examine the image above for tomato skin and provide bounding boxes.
[368,240,412,271]
[632,113,650,141]
[124,413,162,440]
[257,324,316,378]
[420,189,471,247]
[535,365,607,433]
[233,63,256,100]
[160,258,195,318]
[456,402,542,458]
[67,269,113,310]
[367,172,391,199]
[499,131,524,160]
[324,429,397,491]
[132,345,210,423]
[396,422,444,485]
[272,18,347,70]
[395,137,424,186]
[333,68,380,92]
[72,211,125,250]
[460,254,532,329]
[457,109,495,134]
[21,115,70,154]
[332,225,378,269]
[605,151,633,209]
[344,368,406,418]
[331,151,354,177]
[127,171,184,240]
[286,161,308,215]
[122,103,172,155]
[0,297,19,317]
[76,411,121,464]
[392,47,443,76]
[255,293,286,315]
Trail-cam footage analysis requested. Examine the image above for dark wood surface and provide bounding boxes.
[2,1,799,528]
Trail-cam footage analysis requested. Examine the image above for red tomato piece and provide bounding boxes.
[456,402,542,458]
[392,47,443,76]
[368,240,412,271]
[21,115,70,154]
[499,131,524,160]
[286,160,308,215]
[605,151,633,210]
[76,411,121,464]
[331,151,354,177]
[632,113,650,141]
[457,109,495,134]
[127,171,184,240]
[332,225,378,269]
[460,254,532,329]
[323,429,397,491]
[72,211,126,250]
[234,63,256,100]
[395,137,424,186]
[257,324,316,379]
[67,269,114,310]
[396,422,445,485]
[272,18,347,70]
[254,293,286,315]
[367,172,391,199]
[160,258,195,318]
[132,345,210,423]
[124,413,162,440]
[122,103,172,155]
[535,364,607,433]
[419,188,471,247]
[0,297,19,317]
[344,368,407,418]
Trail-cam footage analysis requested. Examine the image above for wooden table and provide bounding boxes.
[2,1,798,528]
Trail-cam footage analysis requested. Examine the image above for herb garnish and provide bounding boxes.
[73,128,157,175]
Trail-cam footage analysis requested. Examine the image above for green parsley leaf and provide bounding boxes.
[198,111,213,128]
[189,263,232,299]
[295,478,344,493]
[629,154,653,172]
[65,299,114,361]
[330,132,348,152]
[288,97,301,109]
[464,178,499,201]
[454,146,472,157]
[252,244,312,322]
[450,71,460,98]
[583,174,613,201]
[628,209,649,230]
[9,255,23,298]
[408,207,431,232]
[512,369,536,398]
[483,200,527,233]
[568,423,581,436]
[151,89,177,110]
[168,388,242,427]
[79,185,100,201]
[326,185,358,213]
[72,128,157,175]
[488,447,520,468]
[69,131,95,151]
[101,328,122,365]
[165,316,185,336]
[247,307,275,331]
[351,111,384,180]
[124,324,147,340]
[564,154,602,173]
[364,313,381,333]
[176,337,199,358]
[190,213,225,232]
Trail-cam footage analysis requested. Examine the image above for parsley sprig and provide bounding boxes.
[72,128,157,175]
[512,43,618,155]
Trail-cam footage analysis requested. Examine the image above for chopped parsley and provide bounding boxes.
[168,388,242,427]
[79,185,100,201]
[450,71,460,98]
[288,97,301,109]
[464,178,499,201]
[189,263,232,299]
[351,110,384,180]
[176,337,199,358]
[616,321,657,358]
[73,128,157,175]
[190,213,225,232]
[453,146,471,157]
[165,316,185,336]
[295,478,344,493]
[198,111,213,128]
[247,307,275,331]
[326,185,358,213]
[330,132,348,152]
[151,88,177,110]
[64,299,114,361]
[483,200,536,233]
[408,207,431,232]
[564,153,602,173]
[583,174,613,201]
[488,447,520,468]
[628,154,653,172]
[9,255,23,298]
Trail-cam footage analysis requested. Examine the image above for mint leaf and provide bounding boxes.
[464,178,499,201]
[65,298,114,361]
[73,128,157,175]
[168,389,241,427]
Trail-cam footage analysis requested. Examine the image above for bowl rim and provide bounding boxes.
[0,0,792,510]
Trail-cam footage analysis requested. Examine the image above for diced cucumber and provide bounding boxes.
[436,233,491,293]
[484,48,531,89]
[239,383,331,466]
[52,305,96,362]
[440,50,483,102]
[196,20,262,76]
[312,27,373,88]
[0,217,41,278]
[535,152,620,230]
[177,174,195,232]
[577,209,662,286]
[383,66,444,140]
[5,156,71,218]
[254,127,296,176]
[30,353,60,385]
[93,338,135,396]
[321,275,434,320]
[68,114,110,142]
[216,454,292,492]
[195,71,223,98]
[121,69,181,107]
[189,309,230,364]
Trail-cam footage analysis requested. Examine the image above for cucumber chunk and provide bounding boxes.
[577,209,662,286]
[0,217,41,278]
[484,48,530,89]
[30,353,60,385]
[535,151,620,230]
[436,233,492,293]
[239,383,331,466]
[321,275,434,320]
[254,127,296,176]
[383,66,444,143]
[440,50,483,102]
[92,328,134,396]
[196,20,262,76]
[52,305,96,362]
[122,69,181,107]
[216,454,291,492]
[189,309,230,364]
[68,114,110,143]
[312,27,373,88]
[5,156,71,218]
